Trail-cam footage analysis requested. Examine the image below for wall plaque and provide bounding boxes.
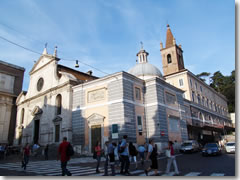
[88,88,106,103]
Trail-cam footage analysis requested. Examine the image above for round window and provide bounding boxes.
[37,78,44,91]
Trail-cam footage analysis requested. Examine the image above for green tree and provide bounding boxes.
[209,70,235,113]
[196,72,211,82]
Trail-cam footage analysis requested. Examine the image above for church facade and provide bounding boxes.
[14,47,96,146]
[72,47,188,153]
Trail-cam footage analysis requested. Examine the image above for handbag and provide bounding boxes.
[165,149,171,158]
[93,152,97,159]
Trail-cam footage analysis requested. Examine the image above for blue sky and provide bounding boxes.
[0,0,235,91]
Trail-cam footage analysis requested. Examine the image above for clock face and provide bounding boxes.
[37,78,44,91]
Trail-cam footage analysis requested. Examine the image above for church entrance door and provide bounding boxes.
[34,120,40,144]
[91,125,101,153]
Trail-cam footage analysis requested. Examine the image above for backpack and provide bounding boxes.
[150,147,157,159]
[66,143,74,156]
[134,147,138,156]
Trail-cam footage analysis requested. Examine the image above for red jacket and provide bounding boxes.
[24,147,30,156]
[58,141,70,162]
[170,145,174,156]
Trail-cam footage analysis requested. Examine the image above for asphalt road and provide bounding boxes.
[159,151,235,176]
[0,151,235,176]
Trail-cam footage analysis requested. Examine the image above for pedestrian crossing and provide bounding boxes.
[0,159,226,176]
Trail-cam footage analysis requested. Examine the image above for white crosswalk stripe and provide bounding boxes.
[161,172,176,176]
[210,173,225,176]
[139,171,161,176]
[185,172,201,176]
[0,160,225,176]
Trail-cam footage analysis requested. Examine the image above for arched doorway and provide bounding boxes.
[87,113,105,153]
[31,106,43,144]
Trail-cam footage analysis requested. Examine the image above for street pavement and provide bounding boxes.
[0,151,235,176]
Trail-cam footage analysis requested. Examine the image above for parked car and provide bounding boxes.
[202,143,221,156]
[225,142,235,153]
[180,140,200,153]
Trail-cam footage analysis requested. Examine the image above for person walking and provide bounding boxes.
[165,141,179,175]
[32,143,40,157]
[57,137,72,176]
[120,135,130,175]
[21,143,30,170]
[138,144,145,166]
[114,141,121,172]
[145,139,159,176]
[103,141,109,176]
[95,141,102,173]
[113,142,120,169]
[129,142,138,170]
[109,142,116,176]
[44,144,49,160]
[103,141,116,176]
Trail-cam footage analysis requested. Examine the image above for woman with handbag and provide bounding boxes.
[144,139,159,176]
[129,142,138,170]
[165,141,179,175]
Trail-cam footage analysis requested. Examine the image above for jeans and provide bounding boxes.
[45,152,48,160]
[139,152,144,165]
[166,156,179,174]
[129,155,137,168]
[120,155,130,173]
[96,156,101,171]
[22,155,29,170]
[61,161,71,176]
[104,155,109,175]
[109,153,115,176]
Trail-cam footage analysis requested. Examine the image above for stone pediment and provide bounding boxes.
[29,55,55,75]
[31,106,43,116]
[52,116,62,123]
[87,113,105,125]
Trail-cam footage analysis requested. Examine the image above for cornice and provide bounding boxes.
[17,81,73,106]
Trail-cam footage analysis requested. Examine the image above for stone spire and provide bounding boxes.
[42,43,48,55]
[53,46,58,57]
[136,42,149,63]
[165,24,174,48]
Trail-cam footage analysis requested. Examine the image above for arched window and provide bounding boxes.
[56,94,62,115]
[199,112,205,123]
[20,108,25,124]
[197,94,201,105]
[192,91,195,102]
[202,97,205,106]
[209,115,213,124]
[44,96,47,106]
[167,54,172,64]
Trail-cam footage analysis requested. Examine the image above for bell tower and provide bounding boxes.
[160,24,185,76]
